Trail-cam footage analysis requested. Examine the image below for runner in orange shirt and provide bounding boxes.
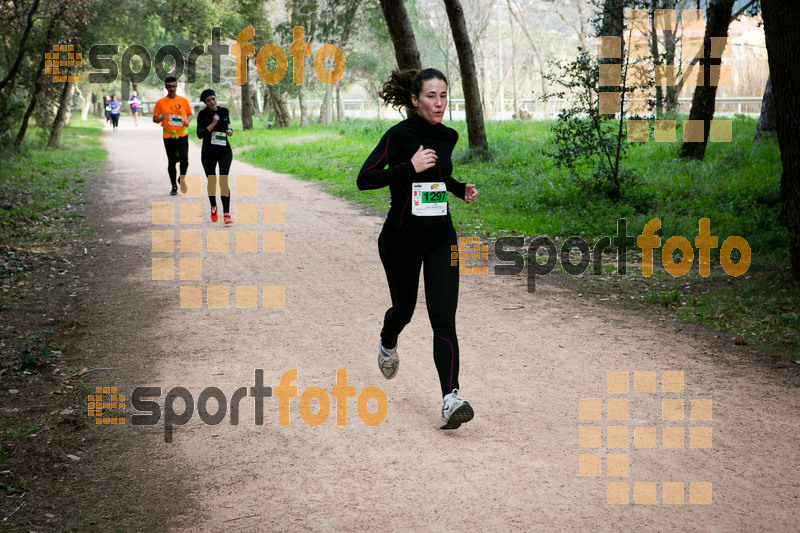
[153,76,193,195]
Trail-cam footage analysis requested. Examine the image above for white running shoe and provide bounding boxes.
[439,389,474,430]
[378,342,399,380]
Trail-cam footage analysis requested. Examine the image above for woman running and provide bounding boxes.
[108,94,121,131]
[357,68,479,430]
[196,88,233,223]
[129,90,141,126]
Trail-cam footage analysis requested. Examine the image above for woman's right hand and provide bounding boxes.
[411,145,437,173]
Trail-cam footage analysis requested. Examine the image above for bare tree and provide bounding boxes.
[458,0,493,114]
[662,0,680,111]
[507,0,549,105]
[553,0,590,51]
[443,0,488,151]
[426,1,459,119]
[317,0,361,123]
[290,0,318,127]
[379,0,421,71]
[679,0,735,160]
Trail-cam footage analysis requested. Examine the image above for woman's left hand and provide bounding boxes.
[464,184,478,204]
[227,129,233,137]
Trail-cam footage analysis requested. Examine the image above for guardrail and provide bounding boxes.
[88,96,765,120]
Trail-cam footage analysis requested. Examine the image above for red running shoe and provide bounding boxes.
[224,213,233,224]
[210,206,218,222]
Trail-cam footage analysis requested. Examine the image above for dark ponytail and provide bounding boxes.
[378,68,448,114]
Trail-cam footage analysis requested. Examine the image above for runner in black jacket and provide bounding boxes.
[197,88,234,223]
[357,68,479,430]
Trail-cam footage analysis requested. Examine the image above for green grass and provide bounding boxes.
[0,120,105,249]
[230,116,784,252]
[0,120,105,313]
[226,116,798,357]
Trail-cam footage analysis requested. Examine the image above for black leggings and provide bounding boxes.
[201,149,232,213]
[110,113,119,127]
[163,136,189,188]
[378,223,460,397]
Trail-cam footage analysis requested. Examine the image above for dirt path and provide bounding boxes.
[84,114,800,531]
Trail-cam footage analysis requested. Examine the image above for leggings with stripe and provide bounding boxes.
[201,148,232,213]
[378,223,459,397]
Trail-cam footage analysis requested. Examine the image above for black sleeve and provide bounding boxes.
[356,130,415,191]
[443,173,467,200]
[196,109,211,140]
[442,131,466,199]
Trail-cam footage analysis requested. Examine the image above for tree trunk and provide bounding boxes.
[48,67,75,148]
[78,84,93,120]
[241,57,254,130]
[511,13,519,117]
[297,55,307,125]
[15,86,40,153]
[250,84,260,116]
[0,0,41,93]
[298,84,308,126]
[379,0,422,71]
[333,0,360,124]
[241,81,253,130]
[663,19,678,111]
[576,0,589,51]
[599,0,625,39]
[754,75,776,141]
[596,0,625,122]
[650,5,663,114]
[319,83,333,124]
[762,0,800,280]
[14,13,57,153]
[336,82,343,122]
[267,85,290,128]
[444,0,488,150]
[679,0,735,160]
[480,47,489,115]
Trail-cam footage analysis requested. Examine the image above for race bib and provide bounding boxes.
[211,132,227,146]
[412,182,447,216]
[169,114,184,126]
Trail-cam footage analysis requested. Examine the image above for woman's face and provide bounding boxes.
[412,78,447,125]
[205,95,217,111]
